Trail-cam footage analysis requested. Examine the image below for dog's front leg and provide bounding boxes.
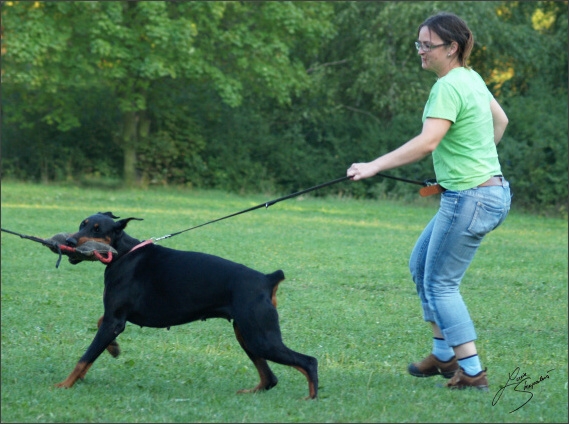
[97,315,120,358]
[56,317,126,388]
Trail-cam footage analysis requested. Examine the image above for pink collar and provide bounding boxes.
[127,239,154,255]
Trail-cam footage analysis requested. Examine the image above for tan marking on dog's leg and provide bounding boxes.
[97,316,120,357]
[55,361,91,388]
[233,324,278,393]
[236,357,276,394]
[293,365,317,399]
[78,362,93,379]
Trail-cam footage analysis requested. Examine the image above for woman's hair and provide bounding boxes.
[418,12,474,68]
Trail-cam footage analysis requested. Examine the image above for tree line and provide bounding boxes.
[2,1,567,214]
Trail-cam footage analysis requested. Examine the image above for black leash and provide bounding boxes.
[154,175,351,241]
[376,172,431,186]
[153,173,433,241]
[2,172,437,254]
[1,227,65,268]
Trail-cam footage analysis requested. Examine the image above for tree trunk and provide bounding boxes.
[120,110,150,187]
[121,111,137,187]
[123,145,137,187]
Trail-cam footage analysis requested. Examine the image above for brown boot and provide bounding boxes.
[408,354,459,378]
[445,368,489,391]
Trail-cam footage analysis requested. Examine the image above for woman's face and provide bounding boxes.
[417,26,451,77]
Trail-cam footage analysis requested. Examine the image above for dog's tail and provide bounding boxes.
[266,270,285,308]
[267,269,285,285]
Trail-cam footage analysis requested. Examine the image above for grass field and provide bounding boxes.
[1,182,567,423]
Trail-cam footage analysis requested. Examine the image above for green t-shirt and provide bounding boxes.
[422,67,501,191]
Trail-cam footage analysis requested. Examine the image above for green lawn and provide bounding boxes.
[1,182,567,423]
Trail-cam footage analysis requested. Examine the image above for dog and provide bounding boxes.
[56,212,318,399]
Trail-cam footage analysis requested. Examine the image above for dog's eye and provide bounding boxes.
[93,226,100,233]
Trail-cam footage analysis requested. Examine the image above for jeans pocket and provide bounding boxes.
[468,201,507,238]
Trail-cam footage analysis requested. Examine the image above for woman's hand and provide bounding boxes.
[347,162,380,181]
[347,118,450,182]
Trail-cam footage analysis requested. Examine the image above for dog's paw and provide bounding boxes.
[54,381,73,389]
[106,341,121,358]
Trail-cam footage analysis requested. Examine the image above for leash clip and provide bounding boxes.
[151,235,169,243]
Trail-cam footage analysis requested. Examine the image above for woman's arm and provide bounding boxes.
[490,98,508,145]
[347,118,451,181]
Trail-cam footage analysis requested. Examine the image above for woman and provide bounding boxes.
[347,12,511,390]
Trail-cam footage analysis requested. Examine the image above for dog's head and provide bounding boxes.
[65,212,143,264]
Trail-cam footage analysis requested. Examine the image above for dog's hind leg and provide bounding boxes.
[97,315,120,358]
[290,358,318,400]
[264,344,318,399]
[233,322,278,394]
[233,303,318,399]
[254,342,318,399]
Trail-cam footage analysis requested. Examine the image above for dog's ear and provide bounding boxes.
[114,217,143,231]
[98,211,120,219]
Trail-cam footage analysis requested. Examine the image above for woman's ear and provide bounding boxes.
[448,41,459,56]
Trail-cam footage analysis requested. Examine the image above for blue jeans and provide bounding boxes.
[409,179,511,347]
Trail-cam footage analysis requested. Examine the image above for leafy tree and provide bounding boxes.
[1,1,566,212]
[2,1,335,185]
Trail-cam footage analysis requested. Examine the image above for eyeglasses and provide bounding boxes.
[415,41,449,52]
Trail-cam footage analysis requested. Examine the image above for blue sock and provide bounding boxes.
[432,337,454,361]
[458,354,483,376]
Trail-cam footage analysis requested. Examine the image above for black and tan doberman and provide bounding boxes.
[56,212,318,399]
